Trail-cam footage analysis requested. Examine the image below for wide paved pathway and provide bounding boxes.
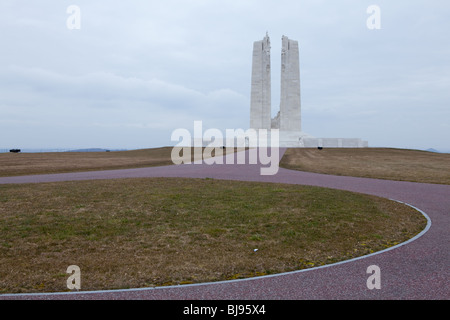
[0,148,448,299]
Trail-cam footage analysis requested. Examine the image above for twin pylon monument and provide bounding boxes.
[250,33,368,148]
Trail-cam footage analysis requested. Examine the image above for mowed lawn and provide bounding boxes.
[0,178,426,294]
[0,147,174,177]
[0,147,436,294]
[0,147,239,177]
[280,148,450,185]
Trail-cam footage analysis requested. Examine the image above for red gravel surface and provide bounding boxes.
[0,148,448,300]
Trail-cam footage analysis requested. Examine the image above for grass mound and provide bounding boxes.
[0,178,427,293]
[280,148,450,184]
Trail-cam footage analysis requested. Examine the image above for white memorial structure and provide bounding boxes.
[250,33,368,148]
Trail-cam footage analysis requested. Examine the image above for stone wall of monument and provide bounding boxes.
[250,34,271,130]
[279,36,301,132]
[302,138,368,148]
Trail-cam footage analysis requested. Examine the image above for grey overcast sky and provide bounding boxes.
[1,0,449,151]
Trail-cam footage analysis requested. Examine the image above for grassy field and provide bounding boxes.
[0,146,437,293]
[2,147,449,185]
[280,148,450,185]
[0,147,238,177]
[0,177,426,294]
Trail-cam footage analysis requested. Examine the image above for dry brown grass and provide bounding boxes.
[0,147,240,177]
[0,178,426,294]
[280,148,450,185]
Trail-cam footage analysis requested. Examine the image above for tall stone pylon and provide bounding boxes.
[248,34,368,148]
[250,32,271,130]
[279,35,301,132]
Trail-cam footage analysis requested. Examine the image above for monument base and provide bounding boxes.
[302,137,369,148]
[261,130,369,148]
[194,129,368,148]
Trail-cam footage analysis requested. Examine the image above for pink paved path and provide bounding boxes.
[0,148,449,300]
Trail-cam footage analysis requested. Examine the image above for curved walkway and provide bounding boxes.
[0,149,449,299]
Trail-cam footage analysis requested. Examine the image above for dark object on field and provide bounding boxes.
[9,149,21,153]
[318,147,323,150]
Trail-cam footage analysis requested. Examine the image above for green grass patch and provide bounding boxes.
[280,148,450,184]
[0,147,242,177]
[0,177,427,293]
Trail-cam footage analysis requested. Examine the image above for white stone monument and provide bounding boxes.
[279,35,301,132]
[250,32,272,130]
[250,33,368,148]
